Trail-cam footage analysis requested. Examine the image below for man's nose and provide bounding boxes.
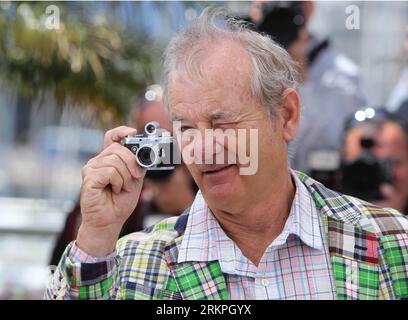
[194,133,222,163]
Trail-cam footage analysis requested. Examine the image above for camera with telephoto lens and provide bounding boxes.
[123,121,178,170]
[340,137,394,202]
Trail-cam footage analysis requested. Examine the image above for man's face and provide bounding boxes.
[168,40,289,211]
[374,122,408,199]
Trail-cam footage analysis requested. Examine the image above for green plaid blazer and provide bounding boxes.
[45,172,408,300]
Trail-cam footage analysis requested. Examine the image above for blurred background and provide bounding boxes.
[0,1,407,299]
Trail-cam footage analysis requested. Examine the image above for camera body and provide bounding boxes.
[340,137,394,201]
[123,121,177,170]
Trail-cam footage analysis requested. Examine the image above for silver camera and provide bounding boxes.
[123,121,178,170]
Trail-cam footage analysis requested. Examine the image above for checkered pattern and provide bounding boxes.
[177,171,336,299]
[381,234,408,298]
[45,171,408,300]
[328,222,381,301]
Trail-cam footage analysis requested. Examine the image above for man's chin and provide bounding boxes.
[201,164,239,198]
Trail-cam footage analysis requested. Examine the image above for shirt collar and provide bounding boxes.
[177,170,323,265]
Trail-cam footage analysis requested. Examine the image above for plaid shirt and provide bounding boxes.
[45,171,408,300]
[178,171,336,299]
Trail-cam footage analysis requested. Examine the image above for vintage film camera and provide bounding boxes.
[123,121,178,170]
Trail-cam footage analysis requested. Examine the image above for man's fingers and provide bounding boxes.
[84,167,124,194]
[81,126,147,196]
[87,154,133,192]
[380,184,396,199]
[97,142,145,179]
[103,126,138,149]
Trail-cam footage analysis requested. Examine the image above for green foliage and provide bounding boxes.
[0,2,156,123]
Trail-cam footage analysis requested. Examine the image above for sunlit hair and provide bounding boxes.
[162,6,299,118]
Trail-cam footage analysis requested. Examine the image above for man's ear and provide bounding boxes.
[280,88,301,142]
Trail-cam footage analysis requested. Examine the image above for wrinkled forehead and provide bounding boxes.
[167,39,255,119]
[168,74,255,122]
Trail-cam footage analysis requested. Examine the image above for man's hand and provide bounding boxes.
[373,183,407,213]
[76,126,146,256]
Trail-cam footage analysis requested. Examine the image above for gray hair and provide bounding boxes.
[162,7,299,118]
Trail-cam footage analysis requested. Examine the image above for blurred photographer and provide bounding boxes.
[342,110,408,214]
[249,1,367,174]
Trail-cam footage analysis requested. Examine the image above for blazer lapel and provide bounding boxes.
[163,237,228,300]
[298,172,381,300]
[326,216,380,300]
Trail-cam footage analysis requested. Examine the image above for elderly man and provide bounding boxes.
[45,9,408,300]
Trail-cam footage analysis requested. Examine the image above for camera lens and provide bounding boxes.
[136,146,157,168]
[144,121,159,135]
[146,124,155,133]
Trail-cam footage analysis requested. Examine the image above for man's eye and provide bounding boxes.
[180,126,193,132]
[214,122,238,129]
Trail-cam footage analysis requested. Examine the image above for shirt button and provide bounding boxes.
[261,279,269,286]
[60,278,67,289]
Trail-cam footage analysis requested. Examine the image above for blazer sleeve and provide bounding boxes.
[44,241,121,300]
